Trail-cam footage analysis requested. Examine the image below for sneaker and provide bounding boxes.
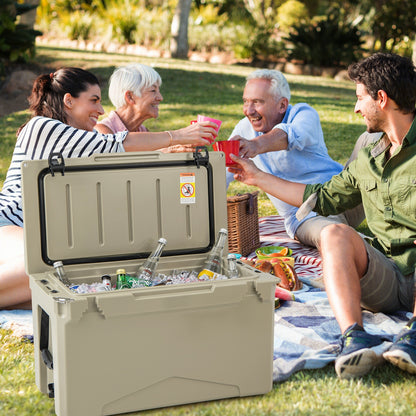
[383,320,416,374]
[335,324,387,379]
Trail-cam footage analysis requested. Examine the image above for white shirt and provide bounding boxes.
[226,103,343,238]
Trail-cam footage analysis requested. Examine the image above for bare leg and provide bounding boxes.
[0,226,31,309]
[320,223,369,333]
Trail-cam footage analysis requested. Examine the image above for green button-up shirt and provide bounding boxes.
[303,117,416,275]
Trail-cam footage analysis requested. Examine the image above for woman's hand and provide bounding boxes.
[173,121,218,145]
[228,154,263,187]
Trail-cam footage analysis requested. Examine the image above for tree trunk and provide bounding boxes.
[413,34,416,66]
[170,0,192,59]
[19,0,39,29]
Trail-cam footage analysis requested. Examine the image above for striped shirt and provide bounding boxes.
[0,116,128,227]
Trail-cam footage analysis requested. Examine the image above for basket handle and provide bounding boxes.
[246,193,255,215]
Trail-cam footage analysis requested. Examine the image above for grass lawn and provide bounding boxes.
[1,45,415,416]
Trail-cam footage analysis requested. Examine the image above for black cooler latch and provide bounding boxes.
[48,152,65,176]
[193,146,209,169]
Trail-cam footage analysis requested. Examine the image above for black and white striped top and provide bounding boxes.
[0,116,128,227]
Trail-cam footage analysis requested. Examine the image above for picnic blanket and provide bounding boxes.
[0,215,411,383]
[256,215,411,382]
[0,309,33,340]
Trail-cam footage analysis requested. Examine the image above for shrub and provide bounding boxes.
[133,7,171,49]
[95,0,140,45]
[234,24,286,62]
[60,10,95,41]
[188,4,231,53]
[0,0,42,75]
[276,0,310,33]
[284,10,365,67]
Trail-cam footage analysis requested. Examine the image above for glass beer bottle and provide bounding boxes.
[136,237,167,284]
[53,260,71,286]
[227,253,240,279]
[197,228,228,279]
[116,268,129,290]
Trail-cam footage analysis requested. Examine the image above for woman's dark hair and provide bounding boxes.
[28,67,100,123]
[348,53,416,114]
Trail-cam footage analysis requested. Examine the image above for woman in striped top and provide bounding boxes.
[0,67,217,309]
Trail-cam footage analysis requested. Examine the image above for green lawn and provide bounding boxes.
[1,45,414,416]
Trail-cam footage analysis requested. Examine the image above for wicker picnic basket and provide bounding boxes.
[227,191,260,256]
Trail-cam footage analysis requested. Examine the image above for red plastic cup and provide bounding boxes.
[213,140,240,167]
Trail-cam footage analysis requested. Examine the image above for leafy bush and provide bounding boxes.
[0,0,42,75]
[188,3,286,62]
[60,10,95,41]
[234,24,286,62]
[132,7,171,49]
[94,0,140,45]
[191,3,228,26]
[284,10,364,67]
[276,0,310,33]
[385,36,414,59]
[188,4,232,53]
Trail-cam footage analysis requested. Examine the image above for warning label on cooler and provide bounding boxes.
[180,173,195,204]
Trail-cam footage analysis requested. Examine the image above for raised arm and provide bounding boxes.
[121,121,218,152]
[235,128,288,158]
[229,154,306,207]
[235,104,322,158]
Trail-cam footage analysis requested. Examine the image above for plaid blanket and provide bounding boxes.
[0,215,411,383]
[257,215,412,382]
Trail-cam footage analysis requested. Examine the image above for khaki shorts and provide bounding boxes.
[360,239,415,313]
[295,203,365,250]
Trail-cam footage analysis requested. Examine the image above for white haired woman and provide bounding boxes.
[95,63,215,152]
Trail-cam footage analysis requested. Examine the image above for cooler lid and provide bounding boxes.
[22,149,227,274]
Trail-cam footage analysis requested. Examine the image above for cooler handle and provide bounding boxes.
[95,280,272,317]
[92,152,163,162]
[40,308,54,370]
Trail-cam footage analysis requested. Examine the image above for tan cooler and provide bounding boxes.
[22,149,277,416]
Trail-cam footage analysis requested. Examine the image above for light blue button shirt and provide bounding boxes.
[226,103,343,238]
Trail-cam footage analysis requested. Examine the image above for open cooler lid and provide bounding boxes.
[22,148,227,274]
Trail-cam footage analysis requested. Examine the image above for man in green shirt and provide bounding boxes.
[229,53,416,380]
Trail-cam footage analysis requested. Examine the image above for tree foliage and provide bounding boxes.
[285,8,364,67]
[322,0,416,54]
[0,0,42,75]
[241,0,285,26]
[361,0,416,52]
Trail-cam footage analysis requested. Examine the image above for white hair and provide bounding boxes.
[108,63,162,109]
[246,69,291,101]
